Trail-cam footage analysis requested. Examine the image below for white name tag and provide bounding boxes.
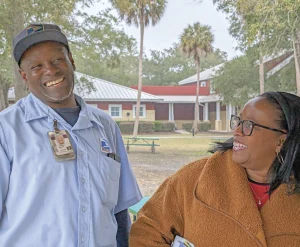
[172,235,195,247]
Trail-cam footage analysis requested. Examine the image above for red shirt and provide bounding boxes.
[248,178,270,209]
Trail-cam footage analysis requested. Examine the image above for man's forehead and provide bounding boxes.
[21,41,68,62]
[28,41,67,52]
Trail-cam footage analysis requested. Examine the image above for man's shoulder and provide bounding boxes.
[87,105,117,126]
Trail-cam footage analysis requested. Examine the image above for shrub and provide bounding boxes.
[198,121,211,131]
[138,122,154,133]
[182,123,193,132]
[119,122,134,134]
[154,121,163,132]
[162,122,175,132]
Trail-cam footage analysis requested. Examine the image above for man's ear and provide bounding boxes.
[19,67,29,87]
[68,52,76,71]
[275,134,286,153]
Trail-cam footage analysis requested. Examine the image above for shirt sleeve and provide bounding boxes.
[0,122,11,219]
[114,125,142,214]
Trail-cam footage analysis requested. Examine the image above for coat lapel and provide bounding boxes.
[194,150,267,247]
[261,183,300,238]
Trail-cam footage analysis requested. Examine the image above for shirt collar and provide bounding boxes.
[23,93,103,129]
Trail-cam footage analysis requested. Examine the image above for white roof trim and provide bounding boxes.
[266,55,293,78]
[156,95,222,103]
[178,63,224,85]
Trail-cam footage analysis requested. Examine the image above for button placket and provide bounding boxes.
[77,138,90,247]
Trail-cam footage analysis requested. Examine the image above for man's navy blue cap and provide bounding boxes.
[13,23,70,64]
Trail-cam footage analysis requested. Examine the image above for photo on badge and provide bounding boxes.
[47,130,76,161]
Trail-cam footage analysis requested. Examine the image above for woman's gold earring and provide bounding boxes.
[276,151,284,165]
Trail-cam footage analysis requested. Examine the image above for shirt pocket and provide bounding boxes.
[98,154,121,206]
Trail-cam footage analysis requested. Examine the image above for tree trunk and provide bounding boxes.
[192,59,200,134]
[11,1,27,101]
[259,50,265,94]
[0,80,10,111]
[293,31,300,95]
[133,12,144,138]
[0,88,8,111]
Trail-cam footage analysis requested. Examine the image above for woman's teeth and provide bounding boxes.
[233,142,247,151]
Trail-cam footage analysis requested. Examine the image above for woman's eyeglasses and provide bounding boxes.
[230,115,286,136]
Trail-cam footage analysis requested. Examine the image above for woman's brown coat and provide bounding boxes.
[130,150,300,246]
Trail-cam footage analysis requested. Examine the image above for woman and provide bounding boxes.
[130,92,300,247]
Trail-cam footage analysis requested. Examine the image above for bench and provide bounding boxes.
[128,196,150,221]
[124,137,160,154]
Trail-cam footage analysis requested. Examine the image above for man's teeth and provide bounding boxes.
[233,142,247,150]
[45,78,63,87]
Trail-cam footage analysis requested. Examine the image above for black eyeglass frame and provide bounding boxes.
[230,115,286,136]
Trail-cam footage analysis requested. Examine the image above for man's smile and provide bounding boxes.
[44,77,64,87]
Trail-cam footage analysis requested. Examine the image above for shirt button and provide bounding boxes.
[82,206,86,212]
[81,236,85,242]
[79,151,83,156]
[81,178,85,183]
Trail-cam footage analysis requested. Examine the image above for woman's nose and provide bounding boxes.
[233,123,243,136]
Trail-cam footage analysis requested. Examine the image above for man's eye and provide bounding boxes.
[31,64,41,70]
[53,58,65,64]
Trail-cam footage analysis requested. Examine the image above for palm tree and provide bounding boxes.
[110,0,167,137]
[180,23,214,134]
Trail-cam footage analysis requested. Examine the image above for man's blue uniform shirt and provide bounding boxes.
[0,93,142,246]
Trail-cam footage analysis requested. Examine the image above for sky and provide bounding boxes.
[87,0,242,60]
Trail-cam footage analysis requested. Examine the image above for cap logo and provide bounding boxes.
[26,24,44,35]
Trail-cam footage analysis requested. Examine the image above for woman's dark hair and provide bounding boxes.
[210,91,300,194]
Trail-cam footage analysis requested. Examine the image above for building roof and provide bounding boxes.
[178,63,224,85]
[8,72,163,102]
[157,94,222,103]
[266,54,293,78]
[258,50,292,64]
[74,72,162,102]
[130,85,210,96]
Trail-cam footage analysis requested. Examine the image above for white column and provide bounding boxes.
[204,103,209,121]
[226,104,233,131]
[168,103,174,121]
[216,101,220,121]
[231,105,236,116]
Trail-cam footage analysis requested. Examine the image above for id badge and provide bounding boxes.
[172,235,195,247]
[48,130,76,161]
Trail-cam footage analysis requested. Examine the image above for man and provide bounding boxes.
[0,23,142,246]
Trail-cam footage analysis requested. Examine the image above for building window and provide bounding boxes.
[109,104,122,118]
[200,81,206,87]
[133,104,146,118]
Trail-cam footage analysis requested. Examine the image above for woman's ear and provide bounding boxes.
[275,135,286,153]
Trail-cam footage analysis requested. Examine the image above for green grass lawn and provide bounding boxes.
[126,133,233,202]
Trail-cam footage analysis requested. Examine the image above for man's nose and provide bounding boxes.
[43,62,59,75]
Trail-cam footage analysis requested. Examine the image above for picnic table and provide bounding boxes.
[128,196,150,221]
[124,137,160,154]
